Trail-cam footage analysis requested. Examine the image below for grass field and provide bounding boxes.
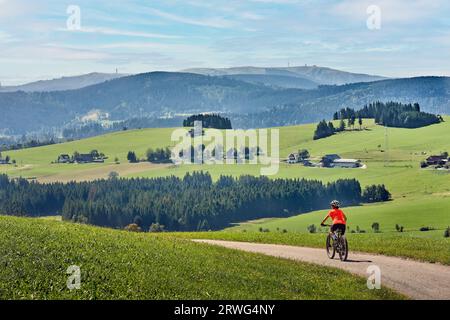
[227,197,450,237]
[1,118,449,300]
[0,216,402,300]
[0,117,450,249]
[1,117,449,252]
[2,118,449,189]
[171,231,450,266]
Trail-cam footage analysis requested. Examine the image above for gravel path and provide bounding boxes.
[194,240,450,300]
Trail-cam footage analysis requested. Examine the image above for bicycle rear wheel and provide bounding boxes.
[326,234,335,259]
[338,236,348,261]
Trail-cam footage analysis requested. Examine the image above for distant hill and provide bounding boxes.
[0,72,128,92]
[183,66,387,86]
[231,76,450,128]
[0,72,298,134]
[0,71,448,135]
[223,74,319,89]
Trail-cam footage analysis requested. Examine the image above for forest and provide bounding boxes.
[183,114,232,129]
[0,173,386,231]
[333,102,443,128]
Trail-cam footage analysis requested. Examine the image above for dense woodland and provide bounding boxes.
[333,102,443,128]
[183,114,232,129]
[0,173,387,231]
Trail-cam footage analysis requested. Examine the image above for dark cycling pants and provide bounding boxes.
[331,224,346,235]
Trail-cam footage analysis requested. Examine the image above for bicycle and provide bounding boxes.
[322,224,348,261]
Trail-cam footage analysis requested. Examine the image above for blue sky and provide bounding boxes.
[1,0,450,85]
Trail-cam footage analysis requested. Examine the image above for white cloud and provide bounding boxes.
[0,30,17,42]
[58,26,181,39]
[0,44,108,61]
[333,0,445,23]
[145,7,236,28]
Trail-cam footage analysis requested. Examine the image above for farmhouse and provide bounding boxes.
[426,155,448,166]
[57,154,71,163]
[75,154,98,164]
[332,158,361,168]
[0,154,10,165]
[321,154,341,167]
[287,153,298,164]
[286,153,314,166]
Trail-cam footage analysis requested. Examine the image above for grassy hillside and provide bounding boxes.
[0,216,401,300]
[2,118,450,184]
[1,117,449,236]
[173,231,450,266]
[227,197,450,238]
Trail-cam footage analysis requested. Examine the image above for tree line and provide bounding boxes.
[313,119,349,140]
[126,148,172,164]
[0,173,388,232]
[183,114,232,129]
[333,102,443,128]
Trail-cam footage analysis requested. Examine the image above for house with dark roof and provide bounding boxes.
[287,153,298,164]
[75,154,95,164]
[426,155,448,166]
[321,154,341,167]
[57,154,71,163]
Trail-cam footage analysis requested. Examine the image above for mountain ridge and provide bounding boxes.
[0,72,128,93]
[183,65,387,86]
[0,71,448,136]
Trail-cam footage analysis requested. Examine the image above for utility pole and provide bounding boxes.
[384,125,389,167]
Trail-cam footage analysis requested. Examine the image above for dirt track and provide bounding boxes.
[194,240,450,300]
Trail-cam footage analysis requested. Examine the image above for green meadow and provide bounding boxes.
[227,197,450,237]
[172,230,450,266]
[0,216,402,300]
[0,117,449,300]
[1,117,449,244]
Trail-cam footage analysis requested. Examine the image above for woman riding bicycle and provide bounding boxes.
[321,200,347,238]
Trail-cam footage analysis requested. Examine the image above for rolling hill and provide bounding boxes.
[0,72,127,93]
[1,118,449,236]
[183,65,387,86]
[0,72,302,135]
[0,117,450,292]
[223,74,319,89]
[234,76,450,128]
[0,71,449,136]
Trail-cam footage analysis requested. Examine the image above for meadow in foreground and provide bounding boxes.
[0,216,403,300]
